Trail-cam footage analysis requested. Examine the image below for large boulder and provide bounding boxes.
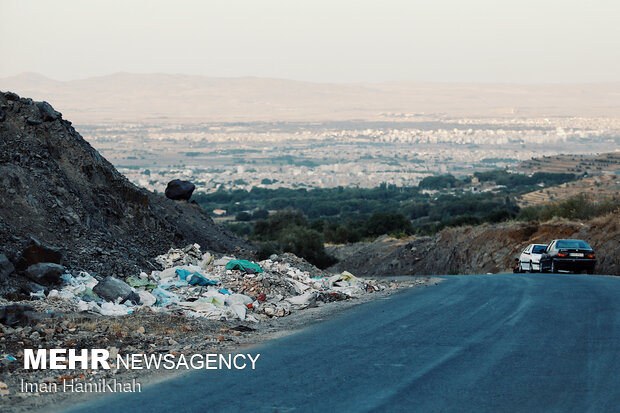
[25,263,65,286]
[165,180,195,201]
[15,238,63,272]
[35,101,61,121]
[93,276,139,304]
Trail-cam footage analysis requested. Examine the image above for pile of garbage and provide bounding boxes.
[30,245,385,323]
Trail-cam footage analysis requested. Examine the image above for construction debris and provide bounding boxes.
[24,245,387,323]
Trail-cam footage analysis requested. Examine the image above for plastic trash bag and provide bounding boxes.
[29,291,46,300]
[202,295,226,307]
[226,294,253,306]
[285,292,318,309]
[175,269,219,286]
[126,276,158,290]
[137,290,157,306]
[77,300,100,313]
[225,259,264,274]
[99,302,133,316]
[229,304,246,321]
[341,271,356,281]
[152,287,180,307]
[201,252,214,269]
[158,265,203,282]
[213,256,235,266]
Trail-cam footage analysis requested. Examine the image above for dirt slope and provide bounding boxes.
[0,91,253,278]
[331,211,619,276]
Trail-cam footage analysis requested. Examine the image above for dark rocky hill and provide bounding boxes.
[0,91,253,279]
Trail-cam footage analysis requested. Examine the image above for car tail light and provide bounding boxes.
[587,253,596,259]
[557,252,568,257]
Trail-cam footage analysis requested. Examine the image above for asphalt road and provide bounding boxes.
[66,274,619,412]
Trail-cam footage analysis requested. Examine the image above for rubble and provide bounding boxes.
[0,243,430,410]
[14,244,388,324]
[154,244,204,268]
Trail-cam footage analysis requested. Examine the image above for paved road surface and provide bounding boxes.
[66,274,619,412]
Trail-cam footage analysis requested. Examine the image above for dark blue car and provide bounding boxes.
[540,239,596,274]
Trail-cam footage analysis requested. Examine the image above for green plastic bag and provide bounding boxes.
[225,259,263,273]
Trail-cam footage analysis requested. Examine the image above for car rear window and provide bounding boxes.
[532,245,547,253]
[556,240,591,249]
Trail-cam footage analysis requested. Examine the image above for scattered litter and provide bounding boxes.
[30,244,385,323]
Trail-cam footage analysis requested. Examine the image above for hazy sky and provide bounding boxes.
[2,0,619,83]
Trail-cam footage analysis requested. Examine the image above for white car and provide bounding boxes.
[518,244,547,272]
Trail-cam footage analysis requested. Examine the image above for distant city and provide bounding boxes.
[78,116,620,194]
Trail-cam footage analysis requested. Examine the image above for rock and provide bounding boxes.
[136,326,145,334]
[0,304,36,327]
[165,179,195,201]
[25,263,65,286]
[4,91,19,101]
[26,115,43,125]
[0,254,14,281]
[93,276,140,304]
[36,101,61,121]
[25,281,47,294]
[16,238,64,271]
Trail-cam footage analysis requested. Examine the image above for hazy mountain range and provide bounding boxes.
[1,72,619,123]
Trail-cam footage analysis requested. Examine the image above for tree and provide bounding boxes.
[235,212,252,221]
[419,174,457,190]
[252,209,269,220]
[278,226,336,268]
[253,209,307,239]
[364,213,413,237]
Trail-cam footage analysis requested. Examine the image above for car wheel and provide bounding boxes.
[551,260,557,273]
[587,269,594,275]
